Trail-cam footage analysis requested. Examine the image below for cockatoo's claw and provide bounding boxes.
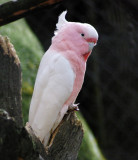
[68,103,80,111]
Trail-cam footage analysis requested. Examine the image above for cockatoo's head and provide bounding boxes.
[52,11,98,61]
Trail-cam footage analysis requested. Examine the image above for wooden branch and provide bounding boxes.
[26,112,83,160]
[0,35,83,160]
[0,0,62,26]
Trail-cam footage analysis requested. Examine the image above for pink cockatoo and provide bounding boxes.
[29,11,98,146]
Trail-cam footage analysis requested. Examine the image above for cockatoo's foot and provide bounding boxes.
[68,103,79,111]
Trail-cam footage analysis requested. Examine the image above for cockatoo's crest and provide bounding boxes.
[55,11,68,35]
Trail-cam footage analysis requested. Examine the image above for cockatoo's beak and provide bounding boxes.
[87,38,97,52]
[83,38,97,61]
[88,42,96,51]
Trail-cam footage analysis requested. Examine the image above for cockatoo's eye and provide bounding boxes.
[81,33,85,37]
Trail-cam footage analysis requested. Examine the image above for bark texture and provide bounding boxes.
[0,35,83,160]
[0,35,22,127]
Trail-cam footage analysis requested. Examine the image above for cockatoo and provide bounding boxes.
[29,11,98,146]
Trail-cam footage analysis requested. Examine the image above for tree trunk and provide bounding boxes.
[0,35,83,160]
[0,35,22,127]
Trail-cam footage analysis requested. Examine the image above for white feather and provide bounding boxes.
[54,11,68,35]
[29,49,75,145]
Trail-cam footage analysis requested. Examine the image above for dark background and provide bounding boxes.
[25,0,138,160]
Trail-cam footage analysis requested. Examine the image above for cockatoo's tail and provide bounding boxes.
[29,11,98,146]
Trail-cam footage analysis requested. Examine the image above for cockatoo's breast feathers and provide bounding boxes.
[55,11,68,35]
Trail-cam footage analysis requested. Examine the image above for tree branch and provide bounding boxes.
[0,0,62,26]
[26,112,83,160]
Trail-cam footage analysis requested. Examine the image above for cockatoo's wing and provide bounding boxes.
[29,50,75,144]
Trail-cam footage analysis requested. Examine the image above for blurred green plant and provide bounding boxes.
[0,18,106,160]
[0,19,43,123]
[0,0,10,4]
[77,113,106,160]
